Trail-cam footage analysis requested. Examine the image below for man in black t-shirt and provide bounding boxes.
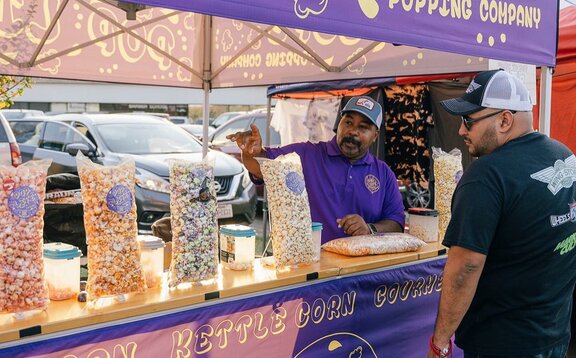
[427,69,576,358]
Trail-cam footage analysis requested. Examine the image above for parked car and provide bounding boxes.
[0,112,22,167]
[8,114,257,233]
[169,116,194,125]
[1,109,45,120]
[210,112,280,203]
[179,124,216,140]
[211,111,246,128]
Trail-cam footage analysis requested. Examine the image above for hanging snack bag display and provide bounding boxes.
[260,153,314,267]
[0,160,52,314]
[168,159,218,287]
[432,147,462,241]
[76,153,146,299]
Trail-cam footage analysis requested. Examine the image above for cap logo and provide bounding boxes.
[466,80,481,94]
[355,98,374,110]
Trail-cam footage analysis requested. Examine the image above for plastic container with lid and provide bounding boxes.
[408,208,439,243]
[137,235,166,288]
[311,222,323,262]
[219,224,256,270]
[43,242,82,300]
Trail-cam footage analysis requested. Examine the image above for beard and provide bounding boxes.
[468,123,498,157]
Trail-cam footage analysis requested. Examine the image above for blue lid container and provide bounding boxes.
[311,222,323,231]
[43,242,82,260]
[220,224,256,237]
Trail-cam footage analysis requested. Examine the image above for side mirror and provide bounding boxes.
[66,142,96,158]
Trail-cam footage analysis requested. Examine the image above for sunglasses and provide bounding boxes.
[460,109,506,130]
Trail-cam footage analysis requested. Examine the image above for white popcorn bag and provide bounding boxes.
[432,147,462,241]
[260,153,314,267]
[168,158,218,287]
[76,152,146,299]
[0,160,52,314]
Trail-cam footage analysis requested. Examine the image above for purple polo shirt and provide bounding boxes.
[255,137,405,243]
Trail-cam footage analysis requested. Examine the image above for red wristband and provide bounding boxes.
[429,335,452,358]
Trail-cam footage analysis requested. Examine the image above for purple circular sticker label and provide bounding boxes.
[106,184,133,216]
[285,171,305,195]
[455,170,463,183]
[8,186,40,219]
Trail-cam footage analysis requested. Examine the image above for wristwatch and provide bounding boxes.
[367,223,377,234]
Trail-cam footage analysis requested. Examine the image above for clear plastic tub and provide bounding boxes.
[43,242,82,300]
[311,222,323,262]
[408,208,439,243]
[137,235,166,288]
[219,224,256,271]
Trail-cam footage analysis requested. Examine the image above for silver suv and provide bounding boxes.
[0,112,21,167]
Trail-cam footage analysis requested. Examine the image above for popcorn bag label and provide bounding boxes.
[8,185,40,219]
[285,171,305,195]
[106,184,133,215]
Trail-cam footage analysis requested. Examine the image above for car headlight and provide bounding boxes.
[242,168,252,188]
[135,168,171,194]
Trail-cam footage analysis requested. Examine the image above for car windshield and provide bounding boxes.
[213,112,241,127]
[96,123,202,154]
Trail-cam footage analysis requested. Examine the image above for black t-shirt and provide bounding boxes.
[443,132,576,355]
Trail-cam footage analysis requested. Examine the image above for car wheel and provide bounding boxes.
[405,183,431,208]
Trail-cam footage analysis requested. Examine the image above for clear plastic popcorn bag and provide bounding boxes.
[76,153,146,300]
[432,147,463,241]
[321,233,425,257]
[260,153,314,267]
[0,160,52,315]
[168,158,218,287]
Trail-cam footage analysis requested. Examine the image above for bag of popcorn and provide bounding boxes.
[260,153,314,267]
[321,233,425,256]
[432,147,462,241]
[0,160,51,314]
[168,158,218,287]
[76,152,146,299]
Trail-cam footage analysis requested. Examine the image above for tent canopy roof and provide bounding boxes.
[0,1,558,89]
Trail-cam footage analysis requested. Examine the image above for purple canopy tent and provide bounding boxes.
[0,1,559,149]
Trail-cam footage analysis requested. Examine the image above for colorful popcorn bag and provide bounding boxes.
[0,160,51,314]
[260,153,314,267]
[76,153,146,299]
[168,159,218,287]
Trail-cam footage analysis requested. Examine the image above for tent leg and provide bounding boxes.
[262,96,272,255]
[201,15,212,158]
[538,66,553,137]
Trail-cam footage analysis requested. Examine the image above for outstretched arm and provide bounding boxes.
[226,124,266,179]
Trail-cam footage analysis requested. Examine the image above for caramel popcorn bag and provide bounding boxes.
[260,153,314,267]
[168,158,218,287]
[0,160,52,314]
[76,153,146,299]
[432,147,463,241]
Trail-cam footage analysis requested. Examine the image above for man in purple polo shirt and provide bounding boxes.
[227,95,405,243]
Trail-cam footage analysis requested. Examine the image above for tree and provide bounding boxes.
[0,76,31,109]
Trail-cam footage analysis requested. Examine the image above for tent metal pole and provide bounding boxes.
[262,96,272,255]
[202,15,212,158]
[538,66,553,137]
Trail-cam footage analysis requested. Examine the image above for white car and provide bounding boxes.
[1,109,45,120]
[0,112,22,167]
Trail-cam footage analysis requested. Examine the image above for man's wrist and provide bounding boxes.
[429,336,452,357]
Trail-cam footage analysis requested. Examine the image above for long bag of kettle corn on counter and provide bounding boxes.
[0,160,51,313]
[260,153,314,267]
[76,152,146,299]
[168,158,218,287]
